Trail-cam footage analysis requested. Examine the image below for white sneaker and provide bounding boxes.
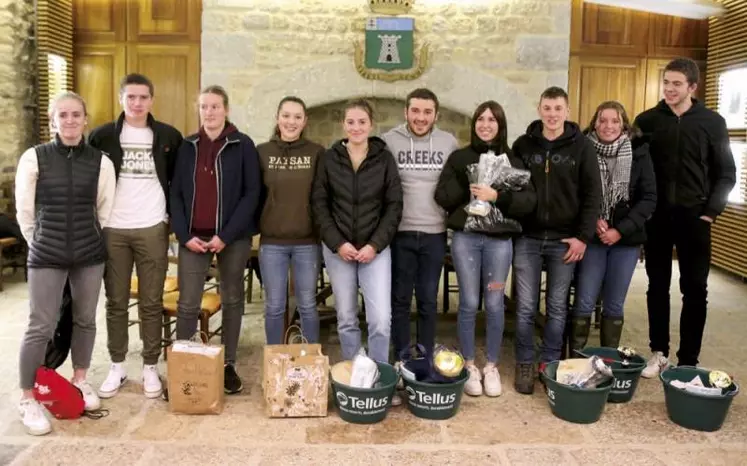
[73,379,101,411]
[464,364,483,396]
[142,365,163,399]
[483,363,502,397]
[391,393,403,406]
[98,363,127,399]
[641,351,669,379]
[19,398,51,436]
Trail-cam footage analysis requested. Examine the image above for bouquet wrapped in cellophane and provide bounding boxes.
[464,152,531,234]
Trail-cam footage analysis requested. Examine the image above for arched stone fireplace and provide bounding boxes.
[304,97,472,148]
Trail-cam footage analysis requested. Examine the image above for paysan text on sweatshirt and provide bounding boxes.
[381,124,459,234]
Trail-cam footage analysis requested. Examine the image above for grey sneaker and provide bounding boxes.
[391,393,403,406]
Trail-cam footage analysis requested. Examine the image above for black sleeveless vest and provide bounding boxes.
[27,137,107,269]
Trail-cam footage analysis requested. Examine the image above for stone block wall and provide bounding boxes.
[0,0,34,215]
[304,98,472,148]
[202,0,571,145]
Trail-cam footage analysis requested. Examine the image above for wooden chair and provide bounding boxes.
[161,290,222,359]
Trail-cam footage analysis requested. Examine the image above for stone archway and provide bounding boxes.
[304,98,472,149]
[245,58,542,145]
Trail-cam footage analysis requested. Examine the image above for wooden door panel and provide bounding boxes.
[571,0,649,56]
[650,15,709,60]
[74,44,126,131]
[127,0,201,42]
[127,44,200,135]
[644,58,707,111]
[569,56,647,125]
[73,0,126,42]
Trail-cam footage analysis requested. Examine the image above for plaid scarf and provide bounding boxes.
[588,132,632,221]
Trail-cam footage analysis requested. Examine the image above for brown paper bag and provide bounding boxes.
[263,343,329,418]
[167,341,225,414]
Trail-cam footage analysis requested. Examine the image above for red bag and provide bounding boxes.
[33,367,85,419]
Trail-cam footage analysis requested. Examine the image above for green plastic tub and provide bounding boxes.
[402,368,469,420]
[574,347,646,403]
[660,366,739,432]
[331,362,398,424]
[540,360,613,424]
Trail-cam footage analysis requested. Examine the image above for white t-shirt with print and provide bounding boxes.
[108,122,167,229]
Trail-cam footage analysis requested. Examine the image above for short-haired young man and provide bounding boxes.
[88,73,183,399]
[512,86,602,394]
[634,57,735,377]
[381,88,458,394]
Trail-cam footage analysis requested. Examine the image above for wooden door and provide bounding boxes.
[127,44,200,134]
[571,0,650,56]
[649,15,709,60]
[568,55,647,125]
[73,0,201,136]
[74,44,127,131]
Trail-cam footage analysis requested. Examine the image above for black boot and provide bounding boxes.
[600,316,624,348]
[570,316,591,353]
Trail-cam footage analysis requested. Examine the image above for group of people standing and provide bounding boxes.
[14,55,735,435]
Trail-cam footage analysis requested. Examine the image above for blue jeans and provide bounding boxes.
[260,244,320,344]
[513,237,577,364]
[390,231,446,359]
[322,244,392,363]
[573,244,639,319]
[451,231,513,364]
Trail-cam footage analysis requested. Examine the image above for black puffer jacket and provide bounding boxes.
[311,137,403,252]
[590,137,657,246]
[434,143,537,237]
[28,137,107,269]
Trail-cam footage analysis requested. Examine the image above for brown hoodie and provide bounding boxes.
[257,136,324,244]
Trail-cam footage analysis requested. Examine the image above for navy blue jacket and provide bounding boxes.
[170,130,261,246]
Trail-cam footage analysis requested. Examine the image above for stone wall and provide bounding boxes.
[0,0,34,214]
[202,0,571,145]
[305,98,472,148]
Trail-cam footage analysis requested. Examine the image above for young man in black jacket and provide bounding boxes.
[635,58,736,377]
[88,74,183,400]
[512,87,602,394]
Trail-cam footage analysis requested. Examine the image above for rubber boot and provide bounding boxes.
[570,316,592,354]
[600,316,624,348]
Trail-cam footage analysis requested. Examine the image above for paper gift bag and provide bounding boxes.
[263,343,329,418]
[167,340,225,414]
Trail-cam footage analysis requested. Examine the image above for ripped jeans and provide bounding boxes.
[451,231,513,364]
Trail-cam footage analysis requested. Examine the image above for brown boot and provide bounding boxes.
[600,316,624,348]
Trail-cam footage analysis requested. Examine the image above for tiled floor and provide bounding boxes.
[0,261,745,465]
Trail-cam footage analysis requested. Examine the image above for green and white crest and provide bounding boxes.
[364,17,414,71]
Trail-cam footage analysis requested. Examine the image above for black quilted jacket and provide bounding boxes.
[311,137,403,252]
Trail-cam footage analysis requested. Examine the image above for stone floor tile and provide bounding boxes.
[305,408,443,444]
[579,401,711,444]
[570,448,667,466]
[505,447,573,466]
[14,441,146,466]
